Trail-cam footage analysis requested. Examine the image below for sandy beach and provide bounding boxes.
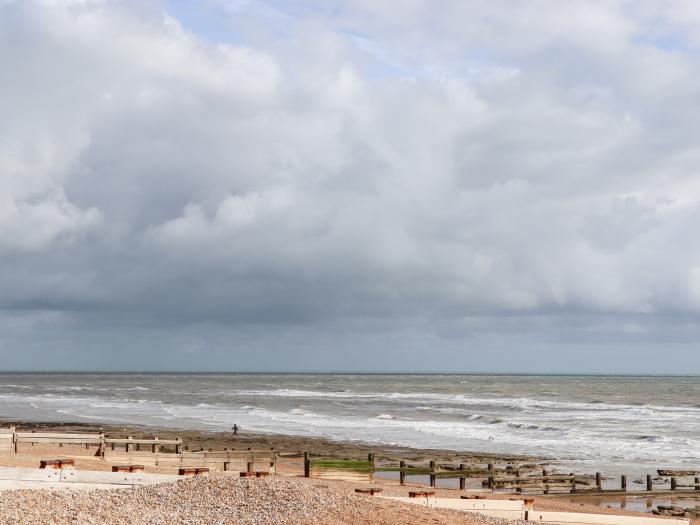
[0,419,696,524]
[0,419,541,467]
[0,474,520,525]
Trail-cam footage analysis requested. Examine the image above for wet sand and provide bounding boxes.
[0,419,541,466]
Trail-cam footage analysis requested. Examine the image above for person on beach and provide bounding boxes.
[232,424,238,437]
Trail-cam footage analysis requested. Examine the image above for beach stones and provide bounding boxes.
[653,505,688,517]
[0,475,515,524]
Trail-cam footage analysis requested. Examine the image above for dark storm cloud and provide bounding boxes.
[3,0,700,371]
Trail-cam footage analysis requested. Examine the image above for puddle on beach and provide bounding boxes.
[562,495,700,514]
[374,471,483,490]
[374,472,700,514]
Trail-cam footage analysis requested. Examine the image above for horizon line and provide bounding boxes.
[0,370,698,377]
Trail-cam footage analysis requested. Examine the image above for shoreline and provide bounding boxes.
[1,419,698,523]
[0,418,543,466]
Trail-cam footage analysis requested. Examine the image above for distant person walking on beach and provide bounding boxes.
[231,424,238,437]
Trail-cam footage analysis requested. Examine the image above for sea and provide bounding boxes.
[0,373,698,474]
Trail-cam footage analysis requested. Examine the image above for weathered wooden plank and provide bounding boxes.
[0,467,62,482]
[16,438,102,444]
[16,433,101,440]
[380,496,525,520]
[0,480,130,491]
[58,470,180,485]
[0,467,181,491]
[525,510,688,525]
[105,439,181,445]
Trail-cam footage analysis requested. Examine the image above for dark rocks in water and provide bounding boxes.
[633,477,665,484]
[653,505,687,517]
[657,469,700,476]
[438,464,461,471]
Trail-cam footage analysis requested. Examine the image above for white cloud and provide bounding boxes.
[0,189,100,253]
[3,0,700,368]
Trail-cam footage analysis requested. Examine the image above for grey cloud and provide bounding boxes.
[2,0,700,371]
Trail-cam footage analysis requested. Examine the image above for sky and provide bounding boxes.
[2,0,700,373]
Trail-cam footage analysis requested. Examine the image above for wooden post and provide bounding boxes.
[429,460,436,488]
[543,469,549,495]
[303,452,310,478]
[126,436,133,453]
[488,464,494,491]
[152,436,160,454]
[98,433,105,457]
[671,477,677,491]
[10,426,16,454]
[595,472,602,491]
[175,438,182,454]
[516,470,521,494]
[399,461,406,486]
[695,477,699,491]
[247,461,254,474]
[459,463,466,491]
[570,473,576,494]
[621,475,627,491]
[646,474,652,492]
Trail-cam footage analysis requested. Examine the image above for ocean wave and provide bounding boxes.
[223,388,700,419]
[2,380,700,470]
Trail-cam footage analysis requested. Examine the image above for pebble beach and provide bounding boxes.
[0,475,522,525]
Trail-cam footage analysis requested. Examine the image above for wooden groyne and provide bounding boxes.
[302,452,700,499]
[0,427,277,473]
